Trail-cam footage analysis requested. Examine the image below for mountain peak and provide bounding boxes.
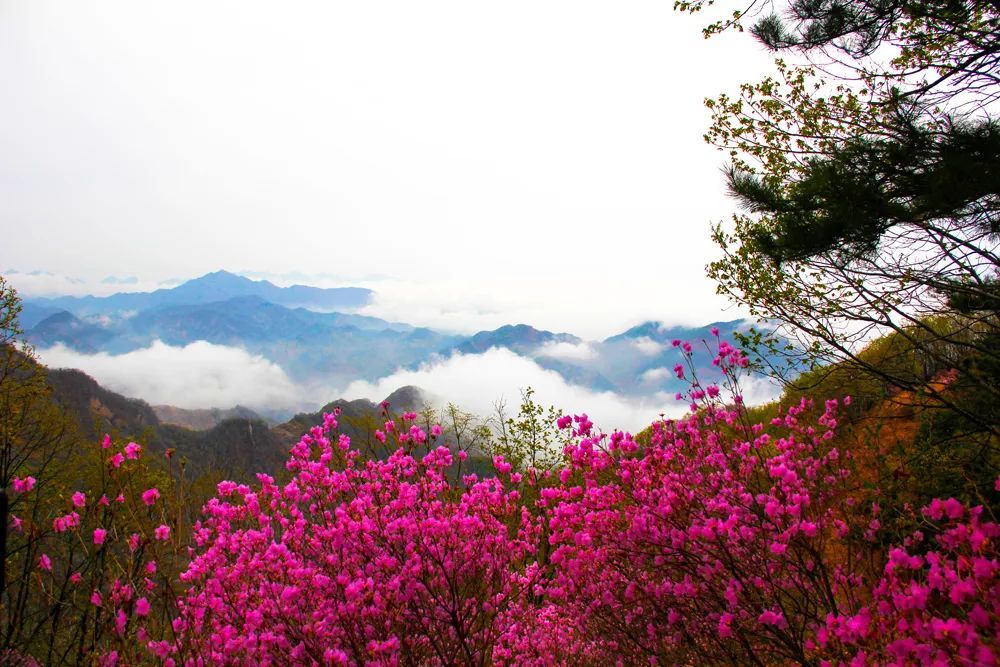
[186,270,259,287]
[604,319,747,344]
[381,386,426,412]
[613,321,665,339]
[447,324,580,356]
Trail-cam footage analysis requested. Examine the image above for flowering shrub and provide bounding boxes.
[174,412,542,665]
[3,434,184,665]
[5,336,998,665]
[509,396,863,664]
[819,497,1000,665]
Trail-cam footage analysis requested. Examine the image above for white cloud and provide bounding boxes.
[632,336,665,356]
[737,374,785,407]
[353,276,745,340]
[36,341,309,412]
[3,270,88,297]
[640,367,671,383]
[4,270,170,298]
[340,348,684,433]
[534,340,597,361]
[101,275,139,285]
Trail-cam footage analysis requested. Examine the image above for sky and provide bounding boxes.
[2,2,785,427]
[0,0,775,340]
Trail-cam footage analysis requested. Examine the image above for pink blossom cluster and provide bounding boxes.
[818,501,1000,664]
[500,397,865,664]
[6,431,177,665]
[173,410,542,664]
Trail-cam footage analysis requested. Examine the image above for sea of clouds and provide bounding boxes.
[36,339,782,433]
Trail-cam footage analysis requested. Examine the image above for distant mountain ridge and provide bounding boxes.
[26,270,373,316]
[28,294,453,383]
[20,269,785,404]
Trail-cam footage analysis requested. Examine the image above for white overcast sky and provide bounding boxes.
[0,1,774,339]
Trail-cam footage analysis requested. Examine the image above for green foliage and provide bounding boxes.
[681,0,1000,445]
[0,276,25,349]
[1,278,80,604]
[3,442,184,665]
[488,388,565,473]
[728,119,1000,265]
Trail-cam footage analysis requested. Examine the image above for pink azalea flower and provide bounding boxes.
[141,488,160,506]
[12,476,36,494]
[53,512,81,533]
[759,609,787,628]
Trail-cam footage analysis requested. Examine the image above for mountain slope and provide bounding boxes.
[448,324,581,356]
[43,365,436,480]
[30,311,116,353]
[272,386,428,447]
[19,302,66,330]
[46,367,160,434]
[152,404,268,430]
